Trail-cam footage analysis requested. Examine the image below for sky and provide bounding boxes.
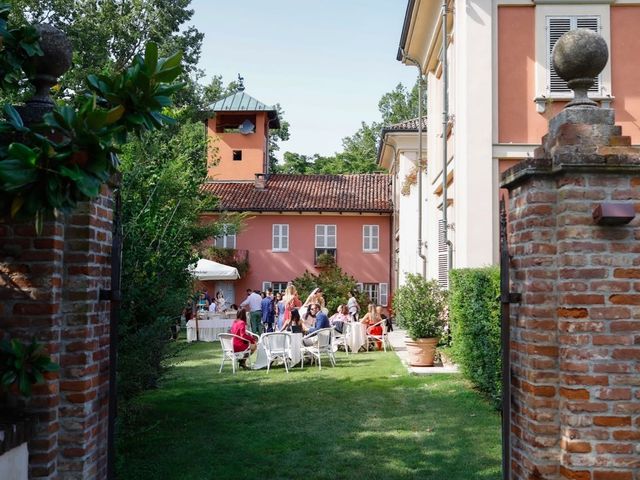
[188,0,417,160]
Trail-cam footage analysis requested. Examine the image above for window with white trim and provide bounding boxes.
[362,283,378,305]
[548,16,600,94]
[272,224,289,252]
[315,224,336,248]
[363,225,379,252]
[271,282,287,294]
[214,224,236,249]
[360,283,388,306]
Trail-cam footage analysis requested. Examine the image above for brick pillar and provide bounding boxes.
[502,108,640,479]
[0,186,112,479]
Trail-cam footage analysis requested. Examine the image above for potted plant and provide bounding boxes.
[393,273,447,366]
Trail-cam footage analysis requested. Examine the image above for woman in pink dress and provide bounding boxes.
[279,285,302,331]
[229,309,256,368]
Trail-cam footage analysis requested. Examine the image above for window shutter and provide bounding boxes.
[282,224,289,250]
[262,281,272,292]
[438,220,449,289]
[379,283,388,306]
[356,283,363,292]
[548,16,600,94]
[272,224,279,250]
[363,225,370,251]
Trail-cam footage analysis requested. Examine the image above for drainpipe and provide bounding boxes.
[400,50,427,278]
[441,0,452,275]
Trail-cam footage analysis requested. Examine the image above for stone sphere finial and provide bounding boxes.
[552,29,608,109]
[19,24,72,125]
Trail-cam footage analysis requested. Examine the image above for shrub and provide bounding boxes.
[449,267,501,408]
[393,273,447,340]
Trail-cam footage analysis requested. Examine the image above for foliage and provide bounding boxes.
[0,40,184,228]
[267,103,290,172]
[291,257,368,314]
[117,316,176,402]
[0,3,42,91]
[393,273,447,340]
[448,267,502,408]
[8,0,203,101]
[378,81,422,125]
[201,246,250,277]
[0,337,59,397]
[118,341,502,479]
[119,110,218,334]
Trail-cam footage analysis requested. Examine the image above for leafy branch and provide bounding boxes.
[0,18,184,231]
[0,337,59,398]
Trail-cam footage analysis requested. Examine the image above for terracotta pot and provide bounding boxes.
[405,337,439,366]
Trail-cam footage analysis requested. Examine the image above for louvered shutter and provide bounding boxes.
[438,220,449,289]
[379,283,388,307]
[548,16,600,94]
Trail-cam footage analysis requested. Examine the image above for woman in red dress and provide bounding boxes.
[229,309,256,368]
[361,303,383,350]
[279,284,302,331]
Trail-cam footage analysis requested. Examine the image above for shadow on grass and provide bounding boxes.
[119,340,501,480]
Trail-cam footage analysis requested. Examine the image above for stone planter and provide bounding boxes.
[405,337,439,366]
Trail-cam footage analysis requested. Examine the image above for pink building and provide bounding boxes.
[200,86,393,307]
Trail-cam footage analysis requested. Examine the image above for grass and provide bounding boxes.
[117,337,502,480]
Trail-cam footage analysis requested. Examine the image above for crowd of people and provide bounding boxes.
[226,285,392,367]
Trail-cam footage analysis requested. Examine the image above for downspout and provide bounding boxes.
[400,50,427,278]
[442,0,453,275]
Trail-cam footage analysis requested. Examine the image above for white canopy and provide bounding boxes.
[189,258,240,281]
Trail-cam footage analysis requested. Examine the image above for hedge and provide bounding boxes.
[448,266,502,408]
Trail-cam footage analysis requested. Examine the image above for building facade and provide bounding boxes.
[388,0,640,283]
[202,88,393,307]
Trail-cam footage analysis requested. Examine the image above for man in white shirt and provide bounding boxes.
[240,289,263,335]
[208,301,217,313]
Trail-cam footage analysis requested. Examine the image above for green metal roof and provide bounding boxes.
[209,91,281,129]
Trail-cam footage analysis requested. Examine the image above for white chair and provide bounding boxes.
[332,322,349,356]
[301,328,336,370]
[218,333,253,374]
[261,332,292,373]
[365,320,388,352]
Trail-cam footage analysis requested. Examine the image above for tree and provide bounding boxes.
[9,0,203,100]
[378,81,422,125]
[268,103,290,173]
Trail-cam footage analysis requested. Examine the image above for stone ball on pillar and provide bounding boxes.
[552,29,609,108]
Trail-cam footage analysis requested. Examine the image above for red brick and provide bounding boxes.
[560,388,590,400]
[595,443,634,454]
[66,390,97,403]
[592,335,633,345]
[12,303,59,315]
[610,294,640,305]
[562,294,605,304]
[60,379,94,392]
[560,466,592,480]
[590,307,631,320]
[612,349,640,360]
[596,388,632,401]
[594,472,632,480]
[562,375,609,386]
[593,416,631,427]
[566,402,608,413]
[614,268,640,279]
[563,440,592,453]
[558,308,589,318]
[613,430,640,441]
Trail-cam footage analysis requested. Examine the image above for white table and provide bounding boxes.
[252,333,303,369]
[345,322,367,353]
[186,316,234,342]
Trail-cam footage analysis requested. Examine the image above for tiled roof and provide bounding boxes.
[385,116,427,132]
[202,174,393,213]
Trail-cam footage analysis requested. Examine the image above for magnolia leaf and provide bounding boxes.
[154,66,181,83]
[19,371,31,396]
[8,142,38,166]
[59,164,83,181]
[160,50,182,71]
[86,109,108,130]
[0,159,38,189]
[10,195,23,217]
[3,104,23,128]
[105,105,125,124]
[145,42,158,72]
[34,209,43,235]
[1,370,16,386]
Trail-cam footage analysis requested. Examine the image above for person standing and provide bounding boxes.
[240,288,263,335]
[261,288,275,333]
[347,290,360,322]
[275,292,285,331]
[281,284,302,330]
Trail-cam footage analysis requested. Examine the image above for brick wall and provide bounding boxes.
[0,185,113,479]
[502,108,640,479]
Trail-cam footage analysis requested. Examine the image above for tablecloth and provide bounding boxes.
[345,322,367,353]
[252,333,303,369]
[186,317,234,342]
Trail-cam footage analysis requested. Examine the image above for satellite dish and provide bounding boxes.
[238,119,255,135]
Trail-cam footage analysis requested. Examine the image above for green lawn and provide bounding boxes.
[118,339,501,480]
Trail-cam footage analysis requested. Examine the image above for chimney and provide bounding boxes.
[254,173,267,189]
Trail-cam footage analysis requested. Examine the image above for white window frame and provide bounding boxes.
[362,225,380,253]
[379,283,388,307]
[534,5,611,109]
[262,281,272,292]
[362,283,379,305]
[315,224,336,248]
[214,224,236,249]
[271,282,288,294]
[272,224,289,252]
